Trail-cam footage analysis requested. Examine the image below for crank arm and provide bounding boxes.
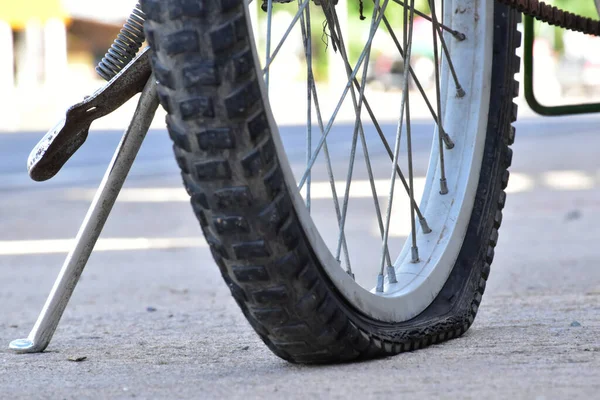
[28,47,152,182]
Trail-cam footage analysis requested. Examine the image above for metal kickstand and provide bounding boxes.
[9,77,159,353]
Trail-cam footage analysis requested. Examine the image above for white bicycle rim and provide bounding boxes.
[257,0,494,322]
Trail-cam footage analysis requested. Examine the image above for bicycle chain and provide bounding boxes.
[497,0,600,36]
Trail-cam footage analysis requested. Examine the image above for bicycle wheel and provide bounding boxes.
[141,0,520,363]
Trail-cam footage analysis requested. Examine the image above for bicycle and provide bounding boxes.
[7,0,598,364]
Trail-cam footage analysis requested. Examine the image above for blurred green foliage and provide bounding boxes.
[553,0,597,17]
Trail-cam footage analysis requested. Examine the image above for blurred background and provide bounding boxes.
[0,0,600,131]
[0,0,143,130]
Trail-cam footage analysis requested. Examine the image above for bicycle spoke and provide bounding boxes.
[405,73,419,263]
[334,116,360,263]
[390,0,465,105]
[298,1,428,234]
[401,0,418,264]
[429,0,449,194]
[359,122,395,273]
[320,0,393,270]
[310,83,355,275]
[431,5,461,148]
[265,0,273,90]
[262,0,311,74]
[381,6,454,150]
[321,2,374,260]
[391,0,465,40]
[298,1,353,275]
[378,0,416,293]
[297,0,390,191]
[359,88,431,235]
[306,5,429,236]
[380,14,441,135]
[301,0,312,213]
[325,29,430,234]
[431,3,465,98]
[260,0,461,288]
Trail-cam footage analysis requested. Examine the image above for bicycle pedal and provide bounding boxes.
[28,48,152,182]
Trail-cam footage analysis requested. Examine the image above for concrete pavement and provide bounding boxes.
[0,116,599,399]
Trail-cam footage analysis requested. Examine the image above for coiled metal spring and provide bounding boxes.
[96,3,146,81]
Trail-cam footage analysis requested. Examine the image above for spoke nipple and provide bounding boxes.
[442,132,455,149]
[376,274,384,293]
[439,178,449,195]
[453,31,466,41]
[456,86,466,98]
[386,266,397,284]
[419,217,432,234]
[411,247,419,263]
[346,270,356,281]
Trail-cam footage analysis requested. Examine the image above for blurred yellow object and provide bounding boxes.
[0,0,70,29]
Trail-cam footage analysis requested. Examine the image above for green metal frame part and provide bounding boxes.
[524,14,600,116]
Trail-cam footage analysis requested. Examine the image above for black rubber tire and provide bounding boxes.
[141,0,521,363]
